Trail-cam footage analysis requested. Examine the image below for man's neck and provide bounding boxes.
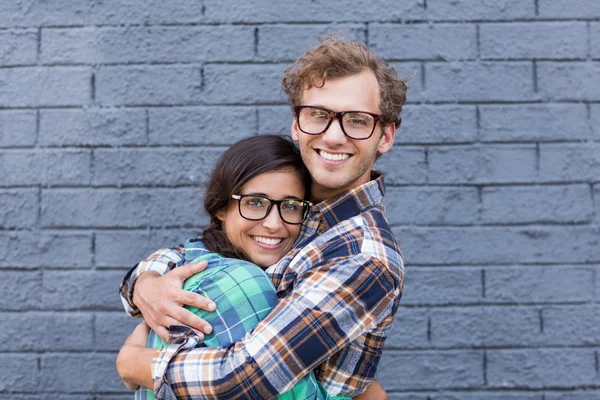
[310,171,373,204]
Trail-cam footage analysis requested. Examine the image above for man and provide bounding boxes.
[117,36,406,399]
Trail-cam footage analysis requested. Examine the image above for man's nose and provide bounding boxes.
[321,117,347,146]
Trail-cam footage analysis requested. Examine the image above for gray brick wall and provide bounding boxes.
[0,0,598,398]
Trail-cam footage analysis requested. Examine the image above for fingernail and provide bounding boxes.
[193,329,205,341]
[203,325,213,334]
[208,302,216,311]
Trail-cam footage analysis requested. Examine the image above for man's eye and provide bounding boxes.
[309,111,329,119]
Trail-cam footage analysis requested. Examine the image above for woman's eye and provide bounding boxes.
[246,198,265,208]
[281,201,300,212]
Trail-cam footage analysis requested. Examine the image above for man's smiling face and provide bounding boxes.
[291,69,395,202]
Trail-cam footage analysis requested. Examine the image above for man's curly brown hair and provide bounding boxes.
[282,36,408,129]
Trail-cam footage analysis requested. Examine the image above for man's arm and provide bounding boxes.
[119,247,216,341]
[148,254,400,399]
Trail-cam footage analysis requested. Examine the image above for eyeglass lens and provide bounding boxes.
[298,107,376,139]
[238,195,308,224]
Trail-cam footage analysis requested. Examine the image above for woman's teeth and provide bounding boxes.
[252,236,283,245]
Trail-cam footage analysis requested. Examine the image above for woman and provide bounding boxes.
[119,135,386,399]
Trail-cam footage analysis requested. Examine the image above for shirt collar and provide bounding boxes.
[309,171,386,232]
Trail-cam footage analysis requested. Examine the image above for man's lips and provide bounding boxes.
[316,149,351,163]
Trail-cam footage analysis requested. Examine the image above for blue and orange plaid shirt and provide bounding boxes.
[120,172,404,399]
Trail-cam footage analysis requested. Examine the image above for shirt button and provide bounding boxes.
[245,356,253,363]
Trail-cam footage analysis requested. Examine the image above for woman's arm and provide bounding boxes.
[116,321,157,390]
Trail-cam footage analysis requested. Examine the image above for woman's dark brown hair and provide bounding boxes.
[201,134,311,261]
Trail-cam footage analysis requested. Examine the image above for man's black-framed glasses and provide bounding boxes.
[295,105,382,140]
[231,194,313,225]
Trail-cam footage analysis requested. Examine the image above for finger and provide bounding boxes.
[172,307,213,334]
[171,261,208,281]
[175,289,216,312]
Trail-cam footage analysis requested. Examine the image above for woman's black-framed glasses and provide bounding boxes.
[295,105,382,140]
[231,194,313,225]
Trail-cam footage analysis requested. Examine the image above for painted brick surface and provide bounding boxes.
[1,1,598,398]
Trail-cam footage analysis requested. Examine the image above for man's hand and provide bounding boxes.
[132,261,216,342]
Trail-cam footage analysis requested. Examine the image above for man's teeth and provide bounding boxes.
[319,150,350,161]
[252,236,283,245]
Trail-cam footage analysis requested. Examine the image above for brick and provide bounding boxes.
[0,110,37,147]
[0,232,92,268]
[0,355,38,391]
[0,149,91,186]
[96,65,203,106]
[149,107,256,145]
[538,0,600,18]
[393,226,600,264]
[0,29,37,66]
[94,229,198,268]
[0,189,38,228]
[481,22,587,60]
[0,271,42,310]
[480,104,593,142]
[204,64,285,104]
[384,307,430,349]
[399,105,477,144]
[481,185,593,224]
[487,349,596,388]
[427,0,535,20]
[42,270,124,310]
[377,350,484,390]
[430,307,540,348]
[538,62,600,101]
[592,105,600,139]
[41,188,205,228]
[95,312,141,350]
[596,185,600,221]
[370,23,477,61]
[374,147,427,184]
[92,148,224,186]
[542,305,600,346]
[258,106,293,134]
[204,0,427,23]
[592,23,600,59]
[399,267,483,305]
[0,312,93,351]
[428,145,537,184]
[387,394,542,400]
[0,0,204,27]
[392,62,423,102]
[0,67,91,107]
[258,24,366,61]
[545,392,600,400]
[385,186,479,225]
[40,353,123,392]
[539,143,600,182]
[42,26,254,64]
[425,62,535,102]
[488,266,596,305]
[39,109,146,147]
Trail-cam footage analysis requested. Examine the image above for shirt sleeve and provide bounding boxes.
[119,246,186,317]
[152,253,401,399]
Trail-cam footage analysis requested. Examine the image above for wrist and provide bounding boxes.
[132,271,160,307]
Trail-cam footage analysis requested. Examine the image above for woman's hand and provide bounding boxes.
[354,380,387,400]
[116,321,152,390]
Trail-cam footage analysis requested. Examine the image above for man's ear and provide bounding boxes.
[291,119,300,142]
[377,122,396,155]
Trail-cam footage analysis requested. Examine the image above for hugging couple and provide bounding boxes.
[116,36,406,400]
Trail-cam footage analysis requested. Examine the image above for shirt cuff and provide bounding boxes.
[152,325,201,398]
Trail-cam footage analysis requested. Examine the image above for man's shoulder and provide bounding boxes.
[300,205,402,270]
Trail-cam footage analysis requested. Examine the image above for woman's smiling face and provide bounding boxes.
[217,168,306,268]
